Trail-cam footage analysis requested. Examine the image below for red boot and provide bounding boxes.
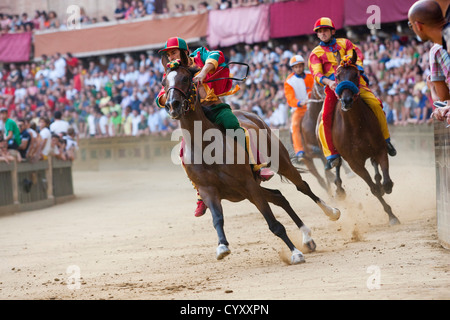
[194,200,207,217]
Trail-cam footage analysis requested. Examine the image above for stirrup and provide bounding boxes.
[325,156,341,171]
[296,151,305,162]
[259,167,274,181]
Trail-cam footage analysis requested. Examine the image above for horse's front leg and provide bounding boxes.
[377,154,393,195]
[370,158,384,196]
[350,164,400,225]
[334,158,346,199]
[201,192,230,260]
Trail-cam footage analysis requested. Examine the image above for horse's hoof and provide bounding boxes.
[389,217,401,226]
[329,208,341,221]
[216,244,231,260]
[304,239,317,252]
[291,252,306,265]
[336,189,346,200]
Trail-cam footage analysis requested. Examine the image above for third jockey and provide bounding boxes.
[284,55,314,162]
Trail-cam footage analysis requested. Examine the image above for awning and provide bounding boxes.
[34,13,208,58]
[207,5,270,49]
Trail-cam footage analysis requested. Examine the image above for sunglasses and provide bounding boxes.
[408,21,424,29]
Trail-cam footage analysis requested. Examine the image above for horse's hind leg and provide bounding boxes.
[277,159,340,221]
[303,157,330,193]
[247,185,305,264]
[261,187,316,252]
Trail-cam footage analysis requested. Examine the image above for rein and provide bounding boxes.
[165,60,249,115]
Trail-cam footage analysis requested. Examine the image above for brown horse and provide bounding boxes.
[163,61,341,264]
[327,49,400,225]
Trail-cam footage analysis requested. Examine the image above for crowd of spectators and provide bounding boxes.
[0,0,290,34]
[0,21,439,164]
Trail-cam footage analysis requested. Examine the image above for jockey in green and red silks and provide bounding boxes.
[156,37,237,108]
[156,37,274,218]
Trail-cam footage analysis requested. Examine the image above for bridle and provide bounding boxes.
[334,55,361,101]
[164,62,199,115]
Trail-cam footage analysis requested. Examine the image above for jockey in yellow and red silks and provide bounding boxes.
[308,17,397,170]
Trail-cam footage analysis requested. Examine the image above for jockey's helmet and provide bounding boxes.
[313,17,336,32]
[158,37,190,54]
[289,55,305,67]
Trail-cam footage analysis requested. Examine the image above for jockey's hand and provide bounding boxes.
[193,70,208,84]
[328,81,337,91]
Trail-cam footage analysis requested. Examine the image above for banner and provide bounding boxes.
[0,32,32,63]
[34,13,208,58]
[270,0,345,39]
[207,5,270,48]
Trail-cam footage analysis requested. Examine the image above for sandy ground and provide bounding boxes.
[0,154,449,301]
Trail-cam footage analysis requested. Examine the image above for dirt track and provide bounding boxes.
[0,152,449,300]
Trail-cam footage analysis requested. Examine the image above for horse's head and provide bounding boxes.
[162,58,200,120]
[335,49,360,111]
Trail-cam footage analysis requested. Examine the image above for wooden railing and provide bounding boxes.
[0,157,74,216]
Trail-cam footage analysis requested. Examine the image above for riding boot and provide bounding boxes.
[194,199,207,217]
[386,139,397,157]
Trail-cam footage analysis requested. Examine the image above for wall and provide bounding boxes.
[0,157,74,216]
[434,121,450,249]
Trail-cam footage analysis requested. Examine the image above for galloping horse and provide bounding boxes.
[326,49,400,225]
[163,60,341,264]
[299,82,334,191]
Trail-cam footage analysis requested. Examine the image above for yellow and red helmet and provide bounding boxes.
[313,17,336,32]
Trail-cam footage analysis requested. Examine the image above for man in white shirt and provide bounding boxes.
[39,117,52,158]
[50,110,70,135]
[54,53,67,79]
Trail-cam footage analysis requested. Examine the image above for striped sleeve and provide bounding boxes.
[308,50,326,86]
[191,47,226,72]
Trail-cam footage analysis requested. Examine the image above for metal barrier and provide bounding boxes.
[0,157,74,216]
[434,122,450,249]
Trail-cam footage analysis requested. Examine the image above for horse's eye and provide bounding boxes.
[182,77,189,84]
